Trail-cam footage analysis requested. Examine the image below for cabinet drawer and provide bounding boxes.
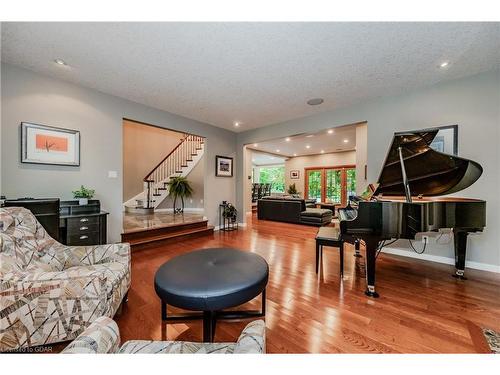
[67,232,100,246]
[68,223,99,234]
[67,216,99,229]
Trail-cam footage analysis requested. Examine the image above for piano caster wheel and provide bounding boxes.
[364,287,379,298]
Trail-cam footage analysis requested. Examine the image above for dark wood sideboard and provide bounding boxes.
[59,200,108,246]
[3,198,108,245]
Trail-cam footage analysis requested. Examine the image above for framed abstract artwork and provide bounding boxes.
[290,170,300,179]
[215,155,233,177]
[21,122,80,166]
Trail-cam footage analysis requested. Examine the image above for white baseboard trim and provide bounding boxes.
[154,208,204,213]
[382,247,500,273]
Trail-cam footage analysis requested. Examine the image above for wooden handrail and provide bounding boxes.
[143,134,189,182]
[143,134,203,182]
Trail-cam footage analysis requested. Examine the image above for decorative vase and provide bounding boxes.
[78,198,88,205]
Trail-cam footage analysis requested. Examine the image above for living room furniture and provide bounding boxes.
[59,200,108,245]
[3,198,108,246]
[315,226,344,275]
[0,206,131,352]
[218,202,238,231]
[154,248,268,342]
[251,183,272,202]
[62,316,266,354]
[316,202,339,216]
[257,196,332,226]
[4,198,60,240]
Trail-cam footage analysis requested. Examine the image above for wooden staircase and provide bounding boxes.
[124,133,205,212]
[121,217,214,248]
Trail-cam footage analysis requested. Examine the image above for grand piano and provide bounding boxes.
[338,128,486,297]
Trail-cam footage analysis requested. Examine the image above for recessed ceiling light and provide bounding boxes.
[343,139,349,143]
[306,134,315,138]
[306,145,311,149]
[54,58,67,66]
[293,153,297,157]
[307,98,324,106]
[327,129,334,134]
[234,122,240,127]
[321,150,325,154]
[285,137,291,142]
[276,149,280,153]
[439,61,450,68]
[253,143,258,147]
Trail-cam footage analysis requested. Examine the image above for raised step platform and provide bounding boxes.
[121,212,213,248]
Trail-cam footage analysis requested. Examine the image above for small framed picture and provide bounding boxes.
[429,124,458,155]
[215,155,233,177]
[290,170,300,179]
[21,122,80,166]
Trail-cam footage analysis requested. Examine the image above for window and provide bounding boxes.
[305,166,356,205]
[259,166,285,193]
[306,170,322,201]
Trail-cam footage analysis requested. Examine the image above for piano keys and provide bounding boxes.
[338,128,486,297]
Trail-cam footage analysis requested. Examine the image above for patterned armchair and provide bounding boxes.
[0,207,131,352]
[62,316,266,354]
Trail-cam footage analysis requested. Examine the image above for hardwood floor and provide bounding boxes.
[115,215,500,353]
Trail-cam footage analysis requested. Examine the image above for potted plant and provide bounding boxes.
[72,185,95,205]
[222,203,238,223]
[167,176,193,214]
[287,183,298,195]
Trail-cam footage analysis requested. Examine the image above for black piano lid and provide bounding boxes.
[374,128,483,197]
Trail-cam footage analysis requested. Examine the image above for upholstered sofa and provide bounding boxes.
[0,207,131,352]
[257,197,332,226]
[62,316,266,354]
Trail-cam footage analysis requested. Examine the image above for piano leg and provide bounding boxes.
[364,237,380,298]
[354,239,362,257]
[452,229,468,280]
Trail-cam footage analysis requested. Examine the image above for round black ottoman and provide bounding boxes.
[154,248,269,342]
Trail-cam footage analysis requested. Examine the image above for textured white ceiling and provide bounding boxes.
[248,123,357,157]
[1,22,499,132]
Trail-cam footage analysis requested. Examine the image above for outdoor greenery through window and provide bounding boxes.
[306,166,356,205]
[259,166,285,193]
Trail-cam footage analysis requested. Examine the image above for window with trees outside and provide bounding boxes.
[305,166,356,206]
[259,166,285,193]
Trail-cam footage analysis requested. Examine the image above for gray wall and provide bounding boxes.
[1,63,236,242]
[237,69,500,268]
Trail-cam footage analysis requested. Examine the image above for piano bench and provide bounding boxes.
[315,227,344,276]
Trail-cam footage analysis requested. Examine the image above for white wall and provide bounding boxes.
[355,123,368,195]
[236,69,500,269]
[284,151,356,197]
[1,63,236,241]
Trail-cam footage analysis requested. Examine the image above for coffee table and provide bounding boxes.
[154,248,269,342]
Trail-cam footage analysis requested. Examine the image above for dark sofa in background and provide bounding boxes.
[257,196,332,226]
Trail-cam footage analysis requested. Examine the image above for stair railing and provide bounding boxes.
[142,134,204,208]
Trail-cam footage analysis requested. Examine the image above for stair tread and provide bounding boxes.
[123,218,209,235]
[126,225,214,246]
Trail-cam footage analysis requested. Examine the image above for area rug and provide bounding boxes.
[483,328,500,354]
